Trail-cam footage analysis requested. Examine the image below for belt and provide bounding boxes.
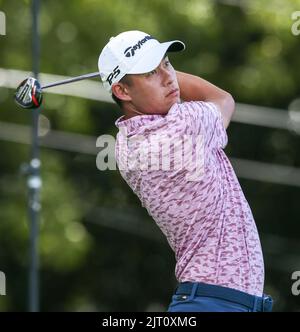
[175,282,273,312]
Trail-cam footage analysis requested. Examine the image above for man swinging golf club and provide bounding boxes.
[98,30,273,312]
[14,29,273,312]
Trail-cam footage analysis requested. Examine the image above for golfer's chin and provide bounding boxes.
[166,96,181,110]
[159,103,177,115]
[168,95,181,106]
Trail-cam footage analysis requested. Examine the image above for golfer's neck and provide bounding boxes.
[122,104,145,120]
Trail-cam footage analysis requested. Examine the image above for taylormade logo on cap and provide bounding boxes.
[124,35,154,57]
[98,30,185,93]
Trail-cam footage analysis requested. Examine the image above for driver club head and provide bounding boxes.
[14,77,43,109]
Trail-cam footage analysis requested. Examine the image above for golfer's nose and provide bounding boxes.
[161,67,173,86]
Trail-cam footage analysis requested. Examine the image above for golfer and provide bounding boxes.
[98,30,273,312]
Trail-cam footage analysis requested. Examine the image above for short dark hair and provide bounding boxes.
[111,75,132,108]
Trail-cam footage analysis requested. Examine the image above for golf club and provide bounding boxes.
[14,71,99,109]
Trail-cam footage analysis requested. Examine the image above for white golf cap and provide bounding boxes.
[98,30,185,92]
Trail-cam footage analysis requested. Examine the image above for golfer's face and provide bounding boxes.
[128,56,180,114]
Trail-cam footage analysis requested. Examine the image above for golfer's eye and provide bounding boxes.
[147,69,157,76]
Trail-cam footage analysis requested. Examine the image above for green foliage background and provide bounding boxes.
[0,0,300,311]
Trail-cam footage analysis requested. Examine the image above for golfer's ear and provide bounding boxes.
[111,83,131,102]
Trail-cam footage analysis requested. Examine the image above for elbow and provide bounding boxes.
[220,93,235,129]
[226,93,235,118]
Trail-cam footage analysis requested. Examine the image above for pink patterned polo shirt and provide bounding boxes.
[115,101,265,296]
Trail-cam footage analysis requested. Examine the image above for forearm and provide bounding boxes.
[176,71,235,128]
[176,71,229,102]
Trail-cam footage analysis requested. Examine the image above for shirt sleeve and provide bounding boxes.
[171,101,228,150]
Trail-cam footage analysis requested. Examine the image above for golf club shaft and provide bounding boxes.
[42,72,99,89]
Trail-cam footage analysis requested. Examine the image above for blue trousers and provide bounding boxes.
[167,282,273,312]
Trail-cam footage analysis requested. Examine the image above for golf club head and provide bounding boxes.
[14,77,43,109]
